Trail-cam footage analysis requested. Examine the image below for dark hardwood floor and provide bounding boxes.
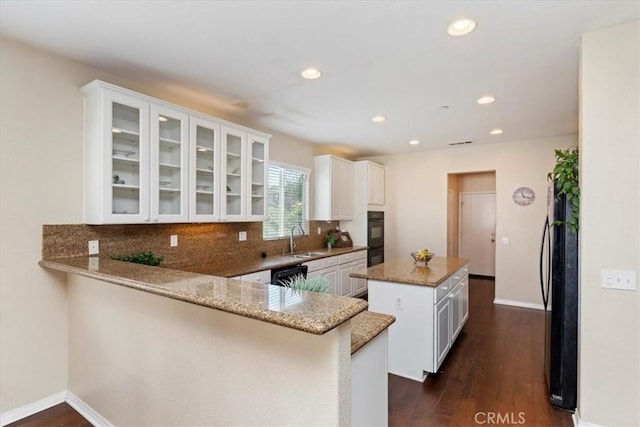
[9,277,573,426]
[7,403,90,427]
[388,276,574,426]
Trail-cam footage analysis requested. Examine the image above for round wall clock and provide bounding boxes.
[513,186,535,206]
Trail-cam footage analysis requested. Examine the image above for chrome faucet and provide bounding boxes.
[290,225,305,254]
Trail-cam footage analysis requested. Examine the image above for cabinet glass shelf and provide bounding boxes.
[113,184,140,190]
[159,163,180,169]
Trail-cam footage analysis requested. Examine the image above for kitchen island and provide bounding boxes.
[351,256,469,382]
[40,256,394,426]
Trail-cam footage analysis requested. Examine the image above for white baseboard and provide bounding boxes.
[493,298,545,311]
[572,408,602,427]
[66,391,112,427]
[0,391,66,426]
[0,390,111,427]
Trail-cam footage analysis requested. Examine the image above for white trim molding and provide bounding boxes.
[494,298,545,311]
[66,391,112,427]
[0,391,111,427]
[572,409,603,427]
[0,391,66,426]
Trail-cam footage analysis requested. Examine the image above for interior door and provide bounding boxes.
[459,192,496,276]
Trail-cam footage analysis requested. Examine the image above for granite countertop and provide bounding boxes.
[350,311,395,355]
[351,256,469,287]
[40,256,367,335]
[181,246,367,277]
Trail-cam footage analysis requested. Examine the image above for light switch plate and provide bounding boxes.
[239,231,247,241]
[500,237,510,245]
[601,269,637,291]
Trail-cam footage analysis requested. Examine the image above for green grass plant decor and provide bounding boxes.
[282,274,329,293]
[111,251,164,266]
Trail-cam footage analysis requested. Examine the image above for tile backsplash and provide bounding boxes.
[42,221,339,269]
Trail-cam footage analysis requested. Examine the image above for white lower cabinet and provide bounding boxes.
[231,270,271,284]
[338,250,368,297]
[308,266,339,295]
[435,294,452,370]
[368,263,469,381]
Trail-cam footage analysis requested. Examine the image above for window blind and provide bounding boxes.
[263,162,310,240]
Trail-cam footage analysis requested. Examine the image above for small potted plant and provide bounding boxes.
[324,234,338,249]
[282,274,329,293]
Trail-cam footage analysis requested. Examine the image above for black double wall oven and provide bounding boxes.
[367,211,385,267]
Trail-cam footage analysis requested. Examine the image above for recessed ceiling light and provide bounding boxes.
[440,105,449,111]
[371,115,387,123]
[490,128,504,135]
[477,95,496,105]
[447,19,476,37]
[301,68,322,80]
[158,116,168,122]
[409,139,421,145]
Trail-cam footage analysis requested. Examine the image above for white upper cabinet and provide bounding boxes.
[82,80,270,224]
[83,85,151,224]
[367,162,385,205]
[314,155,354,221]
[151,104,189,223]
[247,133,269,221]
[189,115,220,222]
[221,126,247,221]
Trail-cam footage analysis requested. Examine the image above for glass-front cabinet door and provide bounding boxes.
[247,134,269,221]
[221,126,246,221]
[151,105,189,223]
[106,93,150,224]
[189,116,220,221]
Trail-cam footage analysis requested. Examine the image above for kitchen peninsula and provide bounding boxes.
[351,257,469,382]
[40,256,394,426]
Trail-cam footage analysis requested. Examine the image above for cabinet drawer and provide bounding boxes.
[304,255,338,272]
[435,278,452,304]
[337,250,367,265]
[236,270,271,284]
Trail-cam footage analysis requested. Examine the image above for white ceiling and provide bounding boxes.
[1,1,638,156]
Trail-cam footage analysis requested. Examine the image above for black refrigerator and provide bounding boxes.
[539,183,578,410]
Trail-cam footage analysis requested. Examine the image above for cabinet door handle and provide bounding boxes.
[449,293,455,299]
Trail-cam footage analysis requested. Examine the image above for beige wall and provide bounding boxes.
[0,38,322,413]
[459,171,496,193]
[368,135,576,308]
[579,21,639,425]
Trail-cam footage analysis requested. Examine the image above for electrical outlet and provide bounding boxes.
[170,235,178,247]
[239,231,247,241]
[88,240,99,256]
[500,237,510,245]
[395,297,403,310]
[317,227,322,235]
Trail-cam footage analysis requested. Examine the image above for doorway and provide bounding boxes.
[459,192,496,276]
[447,171,496,277]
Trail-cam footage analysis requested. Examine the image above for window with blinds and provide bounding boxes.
[263,162,310,240]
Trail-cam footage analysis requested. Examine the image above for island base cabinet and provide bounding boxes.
[367,263,469,383]
[368,280,431,382]
[351,330,389,427]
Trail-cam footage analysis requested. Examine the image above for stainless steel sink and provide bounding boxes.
[291,251,326,259]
